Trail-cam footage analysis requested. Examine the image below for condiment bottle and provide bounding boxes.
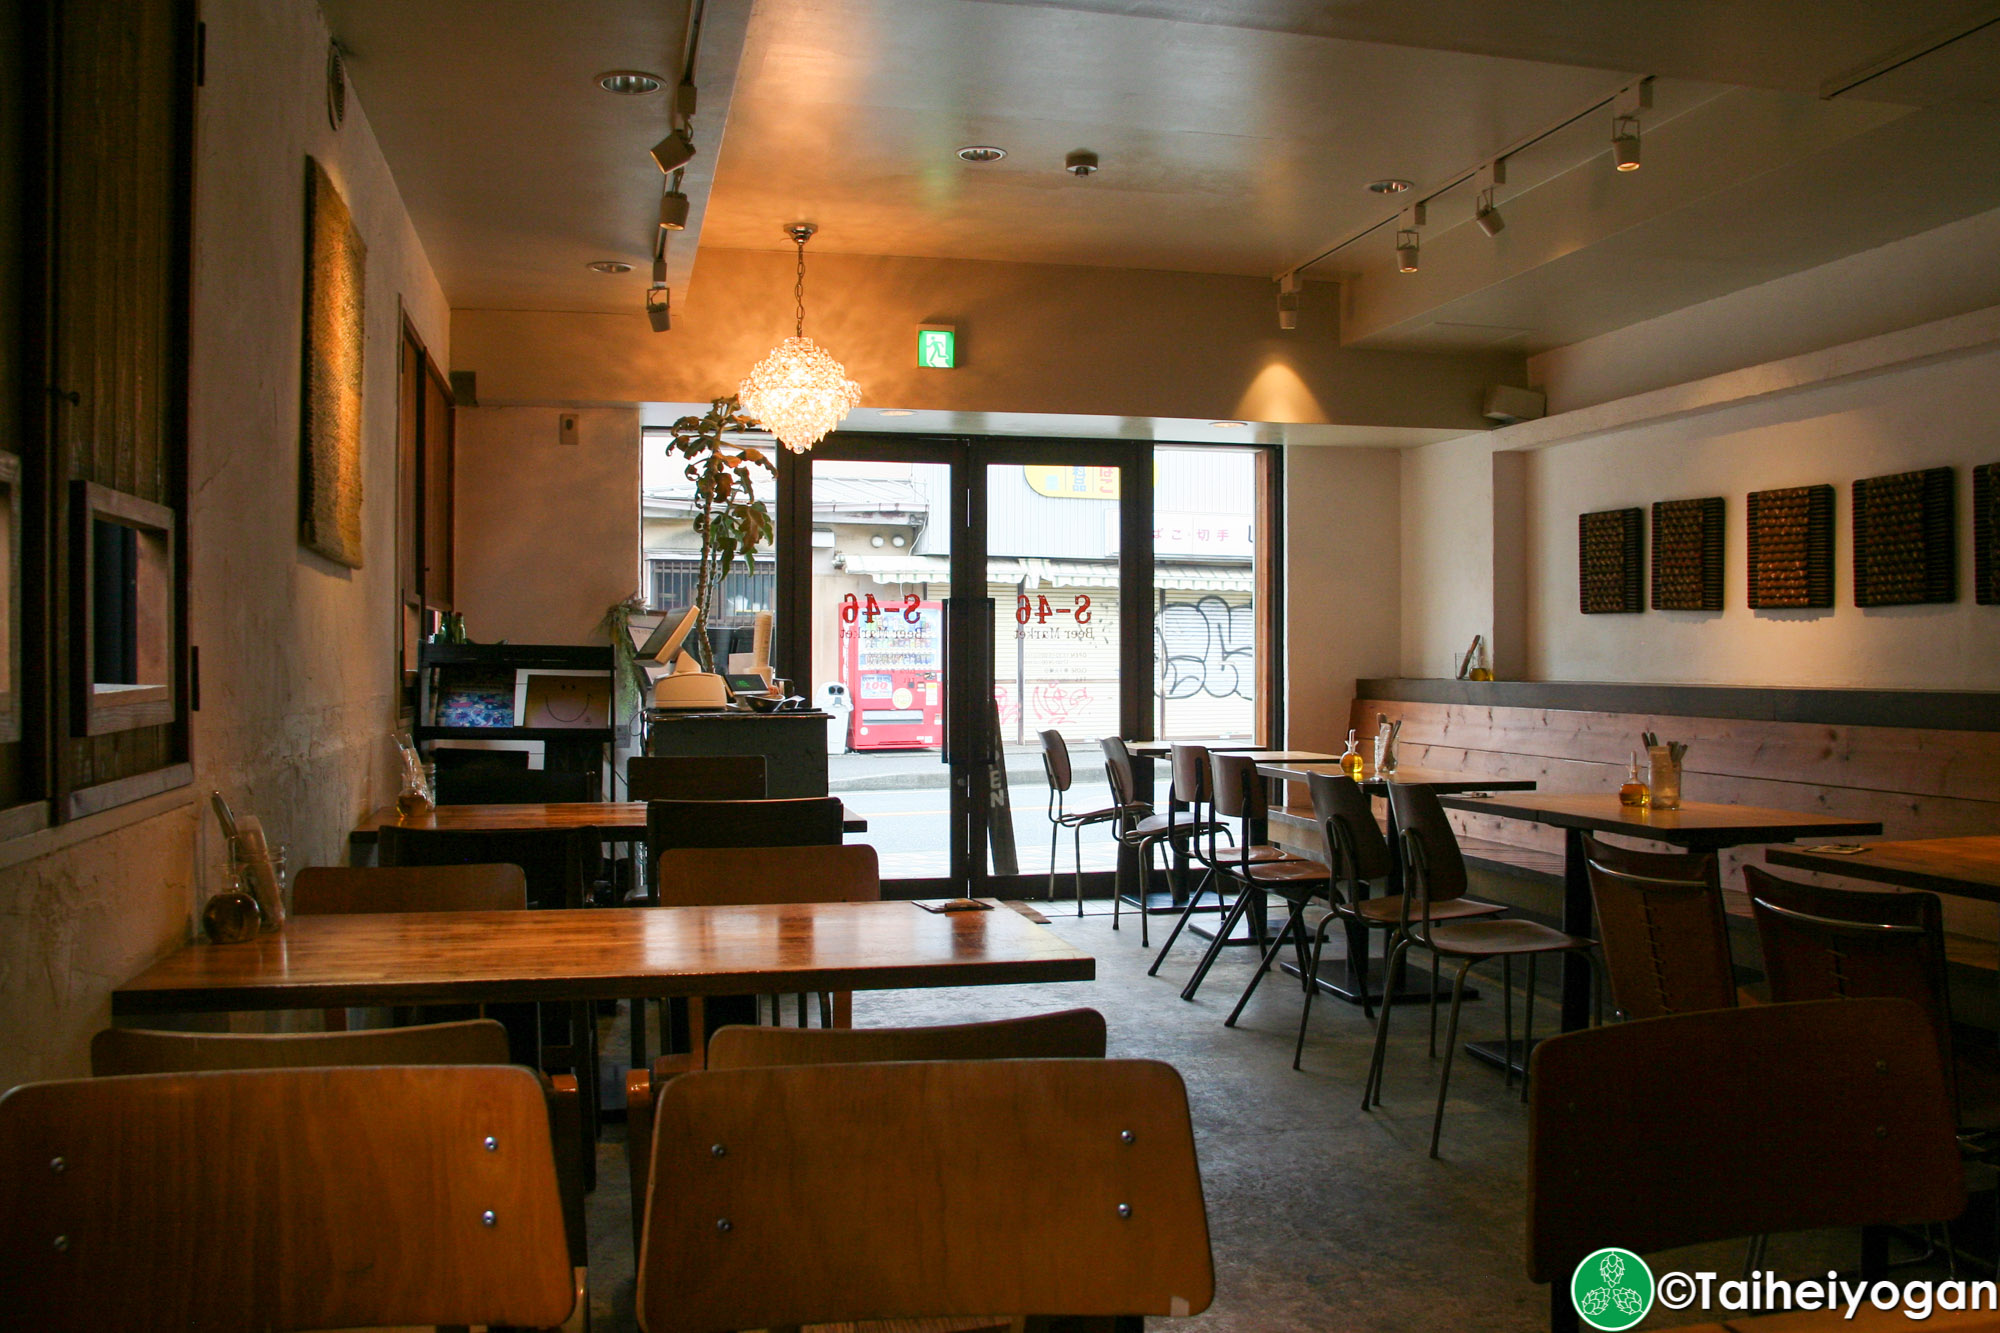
[1618,750,1651,808]
[1339,730,1365,781]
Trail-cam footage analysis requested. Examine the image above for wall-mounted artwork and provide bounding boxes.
[1746,484,1834,610]
[1976,462,1998,607]
[1579,507,1643,614]
[1651,496,1724,611]
[299,156,366,568]
[1853,466,1954,607]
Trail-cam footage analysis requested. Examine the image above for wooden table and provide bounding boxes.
[348,801,868,864]
[1768,835,2000,903]
[112,900,1093,1015]
[1439,793,1883,1035]
[1255,760,1537,795]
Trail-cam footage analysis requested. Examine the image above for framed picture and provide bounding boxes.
[1651,496,1724,611]
[432,668,515,728]
[1579,507,1643,614]
[1853,466,1954,607]
[517,670,612,730]
[299,156,367,567]
[1746,484,1834,610]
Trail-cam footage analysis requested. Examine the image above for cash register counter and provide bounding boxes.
[643,709,833,798]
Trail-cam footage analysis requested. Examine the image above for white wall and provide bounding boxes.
[1285,446,1402,749]
[1520,346,1999,689]
[1398,206,2000,691]
[453,406,641,646]
[0,0,447,1089]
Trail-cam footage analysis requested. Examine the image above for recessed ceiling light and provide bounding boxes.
[597,70,663,95]
[956,145,1007,163]
[880,409,915,417]
[1210,420,1248,429]
[1366,179,1414,194]
[587,260,633,274]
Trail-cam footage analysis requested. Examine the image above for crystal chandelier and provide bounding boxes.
[738,223,862,452]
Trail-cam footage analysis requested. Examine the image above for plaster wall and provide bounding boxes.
[453,251,1522,433]
[453,406,642,645]
[1284,447,1402,751]
[1519,346,2000,689]
[0,0,446,1090]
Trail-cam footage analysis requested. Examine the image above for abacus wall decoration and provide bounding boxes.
[1853,466,1955,607]
[1579,507,1643,614]
[1976,462,1998,606]
[1746,484,1834,610]
[1651,496,1724,611]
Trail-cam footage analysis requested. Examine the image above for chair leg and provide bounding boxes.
[1225,900,1304,1028]
[1295,915,1334,1072]
[1148,868,1215,977]
[1365,935,1411,1110]
[1428,949,1442,1058]
[1139,839,1160,948]
[1521,954,1536,1104]
[1181,877,1252,1003]
[1111,836,1124,932]
[1074,824,1086,918]
[1429,958,1476,1159]
[1502,955,1515,1090]
[1048,820,1060,903]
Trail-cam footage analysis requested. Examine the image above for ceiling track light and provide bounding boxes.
[1611,78,1651,172]
[651,127,696,174]
[1474,159,1507,238]
[1395,201,1425,273]
[660,189,690,231]
[1276,271,1302,330]
[646,284,671,333]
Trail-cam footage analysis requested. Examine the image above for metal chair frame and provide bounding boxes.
[1038,729,1130,916]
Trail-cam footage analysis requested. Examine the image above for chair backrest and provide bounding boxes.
[1307,770,1391,885]
[1384,783,1470,913]
[638,1059,1213,1333]
[1526,998,1963,1285]
[434,765,597,805]
[627,754,768,802]
[653,844,881,909]
[1582,835,1734,1020]
[378,824,598,910]
[1746,864,1954,1096]
[706,1007,1108,1069]
[1098,737,1144,831]
[1209,750,1269,848]
[646,796,844,855]
[1040,729,1075,793]
[293,863,528,916]
[91,1018,512,1076]
[1169,742,1210,806]
[0,1065,575,1331]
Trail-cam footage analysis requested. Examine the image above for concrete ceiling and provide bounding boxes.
[322,0,2000,359]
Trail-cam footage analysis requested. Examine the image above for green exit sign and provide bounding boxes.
[918,326,956,369]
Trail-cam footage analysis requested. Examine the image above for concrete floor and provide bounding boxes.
[582,905,1893,1332]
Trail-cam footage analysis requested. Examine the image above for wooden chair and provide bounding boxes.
[626,1006,1110,1255]
[293,861,527,915]
[1528,998,1965,1333]
[88,1019,588,1280]
[0,1064,578,1332]
[1583,835,1736,1020]
[1097,736,1178,944]
[1210,753,1336,1032]
[1370,782,1597,1157]
[1746,864,1970,1118]
[1040,729,1130,914]
[626,753,767,801]
[635,1058,1212,1333]
[1152,736,1288,984]
[373,829,604,1180]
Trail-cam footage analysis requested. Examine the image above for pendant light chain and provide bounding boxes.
[794,232,807,338]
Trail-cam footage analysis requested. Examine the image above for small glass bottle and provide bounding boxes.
[1618,750,1651,808]
[1339,730,1365,782]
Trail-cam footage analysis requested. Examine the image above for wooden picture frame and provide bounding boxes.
[71,481,177,736]
[0,452,19,744]
[1853,466,1955,607]
[1651,496,1725,611]
[1746,484,1834,610]
[1976,462,1998,607]
[1579,507,1643,614]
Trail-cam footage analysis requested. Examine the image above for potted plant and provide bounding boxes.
[662,396,776,672]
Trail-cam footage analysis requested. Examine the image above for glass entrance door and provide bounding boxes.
[786,438,1153,897]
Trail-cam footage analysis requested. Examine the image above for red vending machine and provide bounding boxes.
[839,593,943,751]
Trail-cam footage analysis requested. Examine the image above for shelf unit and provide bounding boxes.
[414,643,616,780]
